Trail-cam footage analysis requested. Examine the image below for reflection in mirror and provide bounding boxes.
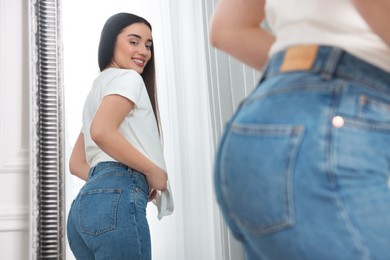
[62,1,179,259]
[31,0,257,259]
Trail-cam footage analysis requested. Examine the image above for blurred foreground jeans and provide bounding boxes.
[214,45,390,260]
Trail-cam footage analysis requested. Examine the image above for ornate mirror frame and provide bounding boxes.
[29,0,65,259]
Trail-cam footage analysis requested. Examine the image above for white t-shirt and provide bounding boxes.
[265,0,390,73]
[82,68,173,219]
[82,68,166,170]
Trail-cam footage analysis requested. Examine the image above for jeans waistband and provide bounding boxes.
[88,161,130,179]
[264,45,390,93]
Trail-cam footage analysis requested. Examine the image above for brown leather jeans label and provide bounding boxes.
[280,45,319,72]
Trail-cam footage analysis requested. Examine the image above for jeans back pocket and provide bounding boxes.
[78,189,122,236]
[219,123,304,236]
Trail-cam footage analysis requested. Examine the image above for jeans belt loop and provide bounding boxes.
[320,47,344,80]
[87,166,96,180]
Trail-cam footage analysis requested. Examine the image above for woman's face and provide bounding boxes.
[110,22,153,74]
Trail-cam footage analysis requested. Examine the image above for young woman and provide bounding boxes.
[67,12,173,260]
[210,0,390,259]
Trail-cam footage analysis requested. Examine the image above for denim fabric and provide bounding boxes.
[214,46,390,260]
[67,161,151,260]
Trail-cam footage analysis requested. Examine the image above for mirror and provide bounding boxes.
[29,0,65,258]
[30,1,172,259]
[61,1,168,259]
[30,0,256,259]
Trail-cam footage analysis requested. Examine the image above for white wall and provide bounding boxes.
[0,0,30,259]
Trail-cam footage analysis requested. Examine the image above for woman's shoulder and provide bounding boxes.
[95,68,145,98]
[94,68,144,90]
[101,68,142,81]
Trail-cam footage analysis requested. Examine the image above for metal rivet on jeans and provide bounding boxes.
[332,116,344,128]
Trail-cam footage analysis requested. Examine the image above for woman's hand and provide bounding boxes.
[148,189,158,202]
[145,165,167,192]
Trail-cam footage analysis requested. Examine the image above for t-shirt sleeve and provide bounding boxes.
[102,70,144,106]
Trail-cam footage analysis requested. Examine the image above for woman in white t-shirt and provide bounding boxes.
[67,13,173,260]
[210,1,390,259]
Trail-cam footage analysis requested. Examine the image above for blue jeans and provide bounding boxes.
[67,161,151,260]
[214,46,390,260]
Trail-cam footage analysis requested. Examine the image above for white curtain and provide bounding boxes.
[146,1,224,259]
[63,1,223,259]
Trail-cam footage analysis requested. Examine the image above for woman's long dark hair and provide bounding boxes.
[98,13,160,132]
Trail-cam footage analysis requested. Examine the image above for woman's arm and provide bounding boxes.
[209,0,274,70]
[353,0,390,46]
[69,132,90,181]
[90,94,167,191]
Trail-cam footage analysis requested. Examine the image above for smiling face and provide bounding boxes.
[109,22,153,74]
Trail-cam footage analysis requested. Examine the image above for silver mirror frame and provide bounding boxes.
[29,0,65,259]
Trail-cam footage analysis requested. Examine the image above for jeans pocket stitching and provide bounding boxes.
[220,123,304,236]
[78,189,122,236]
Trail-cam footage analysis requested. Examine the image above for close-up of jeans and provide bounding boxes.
[214,46,390,259]
[67,161,151,260]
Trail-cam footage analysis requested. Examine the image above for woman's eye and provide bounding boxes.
[129,41,138,46]
[146,44,152,50]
